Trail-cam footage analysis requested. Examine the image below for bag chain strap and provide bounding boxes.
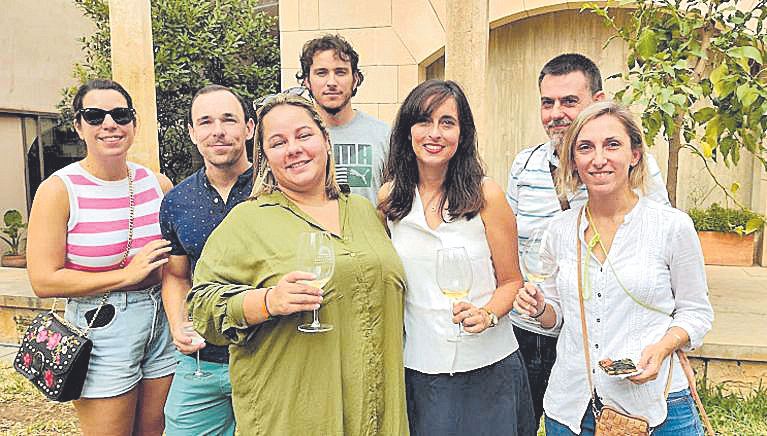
[50,167,135,338]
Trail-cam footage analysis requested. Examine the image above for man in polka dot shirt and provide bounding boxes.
[159,85,255,435]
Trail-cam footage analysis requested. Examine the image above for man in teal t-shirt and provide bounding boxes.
[296,34,390,205]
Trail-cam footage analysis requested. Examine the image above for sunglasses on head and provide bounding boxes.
[252,86,311,110]
[77,107,136,125]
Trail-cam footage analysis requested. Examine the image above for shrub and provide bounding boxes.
[688,203,765,235]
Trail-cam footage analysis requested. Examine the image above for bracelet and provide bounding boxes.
[668,330,684,348]
[263,286,275,318]
[532,304,546,319]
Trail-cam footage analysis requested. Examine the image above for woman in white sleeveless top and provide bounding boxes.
[379,80,536,435]
[26,79,175,435]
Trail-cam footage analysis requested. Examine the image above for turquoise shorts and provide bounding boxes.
[164,352,235,436]
[64,285,176,398]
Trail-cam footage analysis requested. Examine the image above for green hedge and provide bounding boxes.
[688,203,765,234]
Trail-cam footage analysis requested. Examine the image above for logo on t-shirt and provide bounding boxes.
[334,143,373,188]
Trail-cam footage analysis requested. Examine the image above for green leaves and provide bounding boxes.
[692,107,716,123]
[736,84,760,109]
[637,29,659,59]
[727,46,764,65]
[3,210,23,228]
[64,0,280,183]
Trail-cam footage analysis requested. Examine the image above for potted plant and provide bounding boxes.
[1,209,28,268]
[688,203,765,266]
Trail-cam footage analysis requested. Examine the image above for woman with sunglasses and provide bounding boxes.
[379,80,535,435]
[27,79,176,435]
[514,102,713,435]
[188,93,408,434]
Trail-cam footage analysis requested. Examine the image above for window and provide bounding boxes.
[21,115,84,208]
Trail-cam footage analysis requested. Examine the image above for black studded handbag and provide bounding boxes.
[14,309,95,401]
[13,168,135,402]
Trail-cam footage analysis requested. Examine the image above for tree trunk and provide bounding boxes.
[666,117,684,208]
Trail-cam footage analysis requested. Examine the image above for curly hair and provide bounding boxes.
[295,34,364,96]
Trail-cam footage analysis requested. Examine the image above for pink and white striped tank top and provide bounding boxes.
[53,161,164,272]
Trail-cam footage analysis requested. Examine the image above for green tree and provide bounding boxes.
[59,0,280,182]
[586,0,767,210]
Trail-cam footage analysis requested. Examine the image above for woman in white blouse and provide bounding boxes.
[514,101,713,435]
[379,80,535,435]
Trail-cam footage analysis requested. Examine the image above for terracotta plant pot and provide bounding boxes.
[1,254,27,268]
[697,231,755,266]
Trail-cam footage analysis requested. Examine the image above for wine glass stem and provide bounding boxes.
[311,308,320,327]
[452,299,463,339]
[196,350,202,375]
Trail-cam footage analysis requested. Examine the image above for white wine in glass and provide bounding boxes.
[296,231,335,333]
[516,228,556,326]
[436,247,473,342]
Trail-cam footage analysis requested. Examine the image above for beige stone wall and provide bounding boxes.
[0,0,94,112]
[0,1,92,234]
[485,9,757,212]
[278,0,446,124]
[278,0,764,217]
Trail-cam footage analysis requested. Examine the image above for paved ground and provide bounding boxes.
[691,265,767,361]
[1,265,765,361]
[0,343,17,365]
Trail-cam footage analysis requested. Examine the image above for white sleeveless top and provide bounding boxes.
[388,189,519,374]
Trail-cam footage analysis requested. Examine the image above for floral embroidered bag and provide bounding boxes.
[13,168,135,402]
[14,309,95,401]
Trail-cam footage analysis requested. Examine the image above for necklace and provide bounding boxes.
[420,190,442,212]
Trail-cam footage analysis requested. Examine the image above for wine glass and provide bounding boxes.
[182,324,212,380]
[515,228,556,326]
[436,247,473,342]
[296,231,336,333]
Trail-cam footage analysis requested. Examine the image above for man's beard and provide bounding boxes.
[319,94,352,117]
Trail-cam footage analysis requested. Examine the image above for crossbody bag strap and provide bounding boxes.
[577,207,673,413]
[549,161,570,211]
[677,350,716,435]
[576,208,596,406]
[51,167,136,337]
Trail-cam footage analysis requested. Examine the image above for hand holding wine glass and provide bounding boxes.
[436,247,473,342]
[183,324,212,380]
[514,228,556,325]
[296,231,335,333]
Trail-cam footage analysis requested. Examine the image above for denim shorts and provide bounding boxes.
[64,285,176,398]
[544,389,704,436]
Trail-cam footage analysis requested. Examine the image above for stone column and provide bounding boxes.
[444,0,489,151]
[108,0,160,172]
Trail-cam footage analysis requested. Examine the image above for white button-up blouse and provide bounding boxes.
[540,197,714,432]
[389,189,519,374]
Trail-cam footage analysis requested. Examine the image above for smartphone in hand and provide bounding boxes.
[599,358,642,377]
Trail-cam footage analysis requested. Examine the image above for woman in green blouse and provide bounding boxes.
[188,94,408,435]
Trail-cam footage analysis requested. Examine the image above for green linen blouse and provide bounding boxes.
[189,191,409,435]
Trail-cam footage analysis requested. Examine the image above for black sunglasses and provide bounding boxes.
[252,86,311,110]
[77,107,136,125]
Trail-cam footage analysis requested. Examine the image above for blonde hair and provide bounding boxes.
[557,101,648,195]
[251,94,341,199]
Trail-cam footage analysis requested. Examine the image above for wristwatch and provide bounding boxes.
[479,307,498,328]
